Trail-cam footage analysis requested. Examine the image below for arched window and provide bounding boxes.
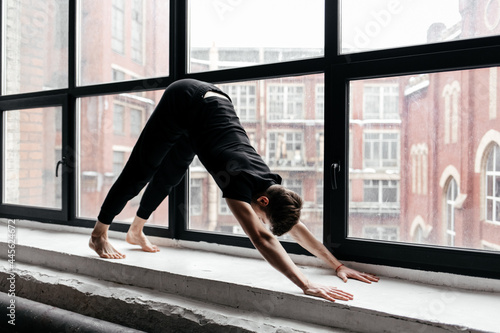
[446,178,458,246]
[485,144,500,224]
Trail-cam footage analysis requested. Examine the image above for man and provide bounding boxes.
[89,79,378,302]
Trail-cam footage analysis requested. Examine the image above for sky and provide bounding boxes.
[189,0,462,52]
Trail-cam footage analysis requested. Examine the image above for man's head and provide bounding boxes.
[252,185,303,236]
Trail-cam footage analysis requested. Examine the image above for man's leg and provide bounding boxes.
[90,87,186,258]
[126,135,196,252]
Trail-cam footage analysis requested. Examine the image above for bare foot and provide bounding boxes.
[89,220,126,259]
[89,235,126,259]
[126,215,160,253]
[126,230,160,253]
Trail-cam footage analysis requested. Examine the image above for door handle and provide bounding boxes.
[330,162,341,190]
[55,156,67,177]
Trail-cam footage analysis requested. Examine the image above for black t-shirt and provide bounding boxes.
[191,95,282,203]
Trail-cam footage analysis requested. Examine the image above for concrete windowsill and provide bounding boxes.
[0,219,499,332]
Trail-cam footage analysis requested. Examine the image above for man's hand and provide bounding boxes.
[303,282,354,302]
[336,265,379,284]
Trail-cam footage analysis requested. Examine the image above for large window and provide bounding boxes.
[348,68,500,254]
[2,0,68,94]
[1,0,499,279]
[188,75,324,241]
[188,0,324,73]
[340,0,498,54]
[78,0,169,85]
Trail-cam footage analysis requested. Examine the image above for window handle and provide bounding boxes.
[330,162,341,190]
[56,156,67,177]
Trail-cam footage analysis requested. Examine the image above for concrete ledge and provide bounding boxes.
[1,219,499,332]
[0,292,144,333]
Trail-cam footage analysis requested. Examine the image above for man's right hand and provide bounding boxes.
[303,282,354,302]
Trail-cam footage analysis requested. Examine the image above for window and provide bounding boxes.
[1,0,499,279]
[188,75,324,241]
[2,0,68,94]
[363,85,399,120]
[77,91,163,225]
[446,178,458,246]
[112,0,125,54]
[130,108,143,136]
[340,0,498,54]
[79,0,169,85]
[268,131,304,168]
[189,177,202,217]
[268,85,304,121]
[348,68,500,258]
[363,132,399,169]
[113,104,125,134]
[316,84,325,120]
[188,0,324,73]
[113,151,125,182]
[3,107,62,209]
[131,0,144,63]
[220,84,256,122]
[486,144,500,224]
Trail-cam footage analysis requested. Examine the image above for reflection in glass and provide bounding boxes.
[2,0,68,94]
[189,75,325,240]
[77,90,168,226]
[349,68,500,252]
[189,0,324,73]
[341,0,500,54]
[3,107,62,209]
[78,0,169,86]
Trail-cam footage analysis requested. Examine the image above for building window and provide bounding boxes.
[411,143,428,195]
[113,104,125,134]
[363,180,398,204]
[220,84,256,122]
[190,178,202,216]
[130,108,143,137]
[364,132,399,169]
[486,144,500,224]
[131,0,144,63]
[446,178,458,246]
[111,0,125,54]
[316,84,324,120]
[219,197,231,215]
[442,81,461,144]
[113,151,125,182]
[267,131,304,167]
[112,69,126,82]
[268,85,304,121]
[363,85,399,120]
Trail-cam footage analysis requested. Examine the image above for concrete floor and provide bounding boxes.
[1,219,499,332]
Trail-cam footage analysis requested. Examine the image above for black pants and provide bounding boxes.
[97,79,227,224]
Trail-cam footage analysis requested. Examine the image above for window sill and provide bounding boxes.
[1,219,499,332]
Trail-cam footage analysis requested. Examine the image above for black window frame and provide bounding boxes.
[0,0,498,279]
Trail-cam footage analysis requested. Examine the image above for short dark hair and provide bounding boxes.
[257,185,303,236]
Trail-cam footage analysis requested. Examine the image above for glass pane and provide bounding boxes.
[341,0,500,54]
[3,107,62,209]
[2,0,68,94]
[188,0,324,73]
[78,0,169,86]
[77,90,167,226]
[189,74,325,241]
[349,67,500,252]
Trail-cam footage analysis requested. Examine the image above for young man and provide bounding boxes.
[89,79,378,302]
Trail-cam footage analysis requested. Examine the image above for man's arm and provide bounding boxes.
[289,222,379,283]
[225,198,353,302]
